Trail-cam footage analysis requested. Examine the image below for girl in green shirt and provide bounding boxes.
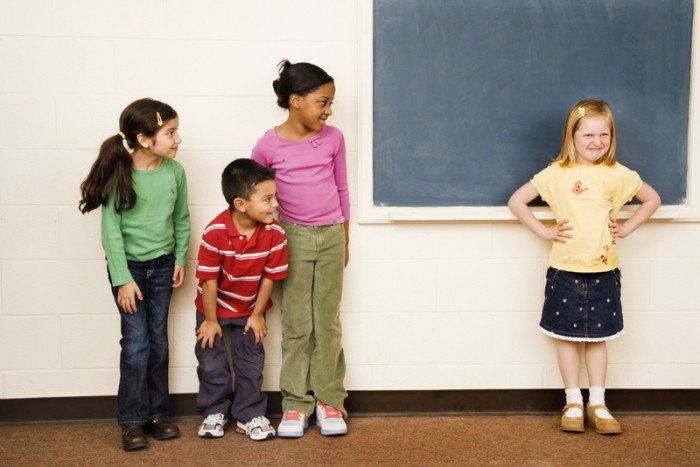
[79,98,190,451]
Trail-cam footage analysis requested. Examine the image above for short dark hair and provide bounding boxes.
[222,159,275,208]
[272,59,334,109]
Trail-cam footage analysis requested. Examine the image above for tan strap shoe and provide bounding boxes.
[586,404,622,434]
[560,403,585,432]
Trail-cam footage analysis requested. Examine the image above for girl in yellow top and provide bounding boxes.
[509,99,660,434]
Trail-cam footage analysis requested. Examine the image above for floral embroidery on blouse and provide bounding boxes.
[572,180,588,195]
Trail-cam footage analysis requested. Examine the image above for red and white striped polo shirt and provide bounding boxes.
[194,209,288,319]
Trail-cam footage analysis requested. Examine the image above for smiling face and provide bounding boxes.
[292,82,335,132]
[236,179,279,224]
[573,116,611,165]
[145,117,181,159]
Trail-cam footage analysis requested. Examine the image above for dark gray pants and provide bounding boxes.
[194,312,267,423]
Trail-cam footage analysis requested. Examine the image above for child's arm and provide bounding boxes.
[172,163,191,288]
[333,134,350,266]
[102,194,142,313]
[508,182,573,242]
[244,278,274,344]
[608,183,661,238]
[195,279,223,350]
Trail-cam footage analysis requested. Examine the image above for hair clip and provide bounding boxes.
[118,130,134,154]
[156,112,163,126]
[578,106,586,117]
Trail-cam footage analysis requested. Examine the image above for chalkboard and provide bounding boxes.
[373,0,693,207]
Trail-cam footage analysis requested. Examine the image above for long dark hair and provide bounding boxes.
[79,98,177,214]
[272,60,334,109]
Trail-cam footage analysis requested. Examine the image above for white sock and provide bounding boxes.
[564,388,583,417]
[589,386,613,419]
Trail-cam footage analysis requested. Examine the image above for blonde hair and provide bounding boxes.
[554,98,617,167]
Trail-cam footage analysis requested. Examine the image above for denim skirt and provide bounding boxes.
[539,267,624,342]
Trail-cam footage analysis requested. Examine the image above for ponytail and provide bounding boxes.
[79,134,136,214]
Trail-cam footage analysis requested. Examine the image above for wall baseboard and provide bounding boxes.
[1,389,698,424]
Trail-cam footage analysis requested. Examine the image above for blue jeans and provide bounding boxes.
[109,253,175,427]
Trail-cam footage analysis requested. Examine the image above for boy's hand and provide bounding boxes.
[117,281,143,314]
[172,265,186,288]
[244,314,267,344]
[609,215,630,238]
[541,219,573,242]
[196,319,223,349]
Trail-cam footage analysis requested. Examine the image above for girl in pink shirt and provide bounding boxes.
[252,60,349,437]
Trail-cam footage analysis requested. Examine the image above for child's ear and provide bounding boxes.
[136,133,150,149]
[233,197,246,213]
[290,94,302,110]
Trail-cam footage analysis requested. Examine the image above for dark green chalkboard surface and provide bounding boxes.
[373,0,692,207]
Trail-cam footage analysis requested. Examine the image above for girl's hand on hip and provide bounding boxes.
[196,319,223,350]
[117,281,143,314]
[609,215,630,238]
[542,219,573,242]
[172,265,185,288]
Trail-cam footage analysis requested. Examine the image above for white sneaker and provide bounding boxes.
[315,402,347,436]
[198,413,228,438]
[277,411,308,438]
[236,416,276,441]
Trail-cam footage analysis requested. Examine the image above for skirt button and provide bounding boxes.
[591,306,595,311]
[563,299,567,303]
[573,323,578,328]
[597,323,602,328]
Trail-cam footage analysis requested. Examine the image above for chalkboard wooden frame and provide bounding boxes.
[358,0,700,223]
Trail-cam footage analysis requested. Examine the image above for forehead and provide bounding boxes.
[159,116,179,132]
[251,179,276,195]
[576,116,610,133]
[307,82,336,99]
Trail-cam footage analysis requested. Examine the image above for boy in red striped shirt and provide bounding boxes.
[194,159,288,441]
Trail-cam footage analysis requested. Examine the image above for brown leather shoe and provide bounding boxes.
[560,403,585,432]
[122,426,148,451]
[586,404,622,434]
[144,414,181,440]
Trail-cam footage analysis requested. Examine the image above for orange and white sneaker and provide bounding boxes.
[315,402,347,436]
[277,410,308,438]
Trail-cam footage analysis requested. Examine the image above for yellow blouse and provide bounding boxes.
[531,161,643,273]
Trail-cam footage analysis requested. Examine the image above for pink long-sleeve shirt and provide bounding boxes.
[251,124,350,226]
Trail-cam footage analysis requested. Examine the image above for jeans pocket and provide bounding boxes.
[545,268,559,300]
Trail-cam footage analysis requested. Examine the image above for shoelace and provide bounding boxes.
[203,413,225,429]
[283,411,302,421]
[318,403,342,419]
[248,416,272,432]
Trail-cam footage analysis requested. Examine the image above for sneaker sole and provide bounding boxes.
[278,420,308,438]
[198,422,229,438]
[315,419,347,436]
[236,422,276,441]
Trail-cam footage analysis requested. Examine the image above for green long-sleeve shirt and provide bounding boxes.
[101,158,191,287]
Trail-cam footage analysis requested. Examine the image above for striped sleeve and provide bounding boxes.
[263,223,288,281]
[196,228,221,280]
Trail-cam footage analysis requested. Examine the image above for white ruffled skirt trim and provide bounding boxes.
[538,326,624,343]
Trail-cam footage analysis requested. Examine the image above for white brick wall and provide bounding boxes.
[1,0,698,399]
